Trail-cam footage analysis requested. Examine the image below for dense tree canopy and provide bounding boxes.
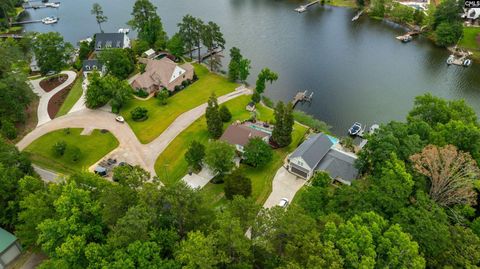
[128,0,167,48]
[32,32,73,75]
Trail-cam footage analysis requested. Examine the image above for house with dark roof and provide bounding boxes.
[130,58,194,93]
[287,133,359,184]
[94,33,131,51]
[219,123,271,153]
[82,59,106,78]
[0,228,22,269]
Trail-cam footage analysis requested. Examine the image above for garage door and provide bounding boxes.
[290,166,308,179]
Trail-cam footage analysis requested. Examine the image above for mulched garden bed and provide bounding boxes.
[40,74,68,92]
[47,80,75,119]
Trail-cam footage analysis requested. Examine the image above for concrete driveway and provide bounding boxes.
[29,71,77,126]
[263,167,307,208]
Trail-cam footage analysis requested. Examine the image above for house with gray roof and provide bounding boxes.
[82,59,106,78]
[287,133,359,184]
[94,33,131,51]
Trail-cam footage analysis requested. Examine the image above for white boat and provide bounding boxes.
[463,59,472,67]
[348,122,362,136]
[118,28,130,34]
[446,55,454,65]
[295,5,307,12]
[44,2,60,8]
[42,16,58,24]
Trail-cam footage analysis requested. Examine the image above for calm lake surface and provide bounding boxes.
[22,0,480,135]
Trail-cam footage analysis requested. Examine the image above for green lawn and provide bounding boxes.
[459,27,480,50]
[120,64,239,144]
[24,128,119,174]
[56,77,84,117]
[154,95,308,208]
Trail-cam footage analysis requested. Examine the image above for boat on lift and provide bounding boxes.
[446,54,454,65]
[44,2,60,8]
[42,16,58,24]
[348,122,362,136]
[463,59,472,67]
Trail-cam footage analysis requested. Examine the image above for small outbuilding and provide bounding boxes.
[143,48,156,59]
[246,102,256,112]
[0,228,22,269]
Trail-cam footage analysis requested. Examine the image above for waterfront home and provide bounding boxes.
[463,8,480,25]
[130,58,194,93]
[82,59,106,78]
[286,133,359,185]
[0,228,22,269]
[94,33,131,51]
[220,122,271,153]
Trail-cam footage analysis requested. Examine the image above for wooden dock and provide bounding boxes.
[292,90,313,107]
[352,10,364,21]
[11,19,42,25]
[200,47,224,61]
[294,0,319,13]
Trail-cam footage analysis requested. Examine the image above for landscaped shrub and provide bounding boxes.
[243,137,273,167]
[156,89,169,106]
[1,120,17,140]
[133,89,149,98]
[64,128,71,135]
[52,140,67,157]
[193,73,198,81]
[181,80,189,87]
[70,146,82,162]
[174,85,181,91]
[131,106,148,121]
[219,105,232,122]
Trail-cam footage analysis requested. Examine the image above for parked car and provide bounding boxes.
[278,198,289,208]
[115,116,125,123]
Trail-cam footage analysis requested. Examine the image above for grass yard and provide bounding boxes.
[24,128,119,174]
[56,77,83,117]
[121,64,239,144]
[154,95,308,208]
[459,27,480,60]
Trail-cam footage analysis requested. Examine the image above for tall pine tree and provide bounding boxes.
[272,101,294,147]
[206,93,223,138]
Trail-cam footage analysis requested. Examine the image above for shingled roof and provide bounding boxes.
[220,124,270,147]
[289,133,333,169]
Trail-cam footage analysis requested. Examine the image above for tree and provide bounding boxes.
[410,144,479,207]
[167,33,185,58]
[78,41,92,61]
[156,89,169,105]
[185,141,205,172]
[243,137,273,167]
[128,0,167,48]
[201,21,225,69]
[91,3,108,33]
[219,105,232,122]
[131,106,148,121]
[32,32,73,75]
[228,47,251,82]
[433,0,463,28]
[435,21,463,47]
[98,48,134,79]
[176,231,219,268]
[1,119,16,139]
[110,78,133,113]
[204,141,236,178]
[238,58,251,82]
[178,15,203,62]
[52,140,67,157]
[205,93,223,138]
[255,68,278,97]
[224,170,252,200]
[271,101,294,147]
[112,165,151,189]
[85,72,111,108]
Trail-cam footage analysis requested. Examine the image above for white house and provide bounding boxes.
[82,59,106,78]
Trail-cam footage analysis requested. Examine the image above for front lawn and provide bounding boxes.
[154,95,308,207]
[24,128,119,174]
[120,64,239,144]
[459,27,480,60]
[56,77,84,117]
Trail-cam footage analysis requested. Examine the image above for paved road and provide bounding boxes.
[262,167,307,208]
[29,71,77,126]
[33,165,60,182]
[17,87,251,177]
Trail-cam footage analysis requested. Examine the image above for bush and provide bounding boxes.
[70,146,82,162]
[219,105,232,122]
[251,91,261,103]
[181,80,189,87]
[157,89,169,106]
[174,85,181,91]
[133,89,149,98]
[131,106,148,121]
[63,128,71,135]
[52,140,67,157]
[1,120,17,140]
[193,73,198,81]
[243,137,273,167]
[224,170,252,200]
[292,110,330,133]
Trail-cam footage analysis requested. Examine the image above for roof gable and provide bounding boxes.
[289,133,333,169]
[220,124,270,147]
[95,33,125,49]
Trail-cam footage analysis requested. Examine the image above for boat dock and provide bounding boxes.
[447,48,473,67]
[11,19,42,25]
[351,10,364,21]
[200,47,224,61]
[395,30,421,42]
[292,90,313,107]
[294,0,319,13]
[23,2,60,9]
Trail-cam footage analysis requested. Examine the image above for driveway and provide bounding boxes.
[33,165,62,183]
[30,71,77,126]
[263,167,307,208]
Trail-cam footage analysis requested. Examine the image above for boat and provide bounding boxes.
[44,2,59,8]
[368,124,380,135]
[42,16,58,24]
[118,28,130,34]
[294,5,307,13]
[463,59,472,67]
[396,35,412,43]
[446,55,454,65]
[348,122,362,136]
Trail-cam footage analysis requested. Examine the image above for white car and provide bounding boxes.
[115,116,125,123]
[278,198,289,208]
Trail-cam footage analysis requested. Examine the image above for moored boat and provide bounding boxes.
[348,122,362,136]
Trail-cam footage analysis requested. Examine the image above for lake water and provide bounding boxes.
[22,0,480,135]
